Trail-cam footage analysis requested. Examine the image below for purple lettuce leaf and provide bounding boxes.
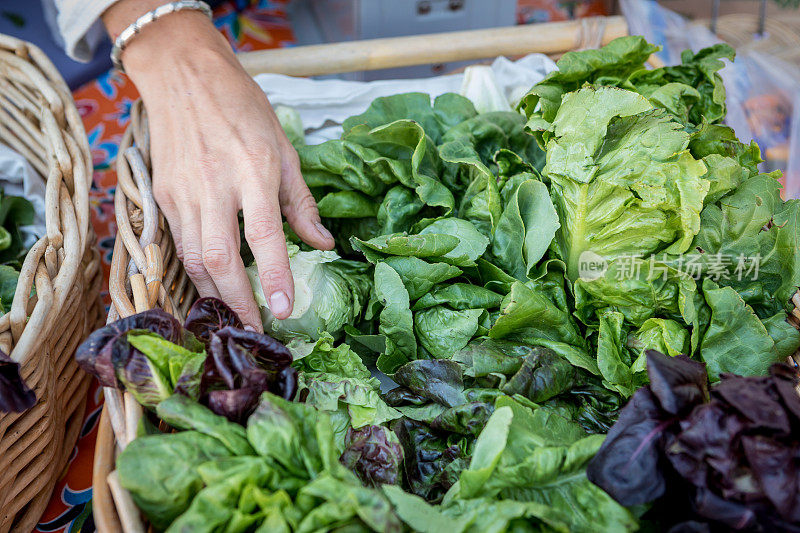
[112,336,173,408]
[665,401,746,492]
[393,359,466,408]
[0,350,35,413]
[740,435,800,523]
[713,373,791,434]
[392,417,467,502]
[769,363,800,423]
[340,425,404,487]
[690,488,759,530]
[75,309,182,387]
[212,327,292,372]
[201,328,296,422]
[184,297,243,348]
[646,350,708,416]
[586,387,672,506]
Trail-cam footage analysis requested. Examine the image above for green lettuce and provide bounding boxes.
[296,372,401,448]
[247,244,371,342]
[519,35,733,134]
[451,397,637,532]
[536,86,709,279]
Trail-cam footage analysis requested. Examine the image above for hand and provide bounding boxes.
[103,4,334,329]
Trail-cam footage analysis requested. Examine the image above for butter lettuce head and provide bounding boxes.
[247,244,370,342]
[535,86,709,280]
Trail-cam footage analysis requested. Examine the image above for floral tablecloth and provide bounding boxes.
[35,2,295,531]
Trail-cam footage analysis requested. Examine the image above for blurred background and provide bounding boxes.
[1,0,796,85]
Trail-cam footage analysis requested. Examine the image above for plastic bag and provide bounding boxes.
[622,0,800,197]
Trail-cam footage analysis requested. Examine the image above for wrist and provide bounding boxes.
[121,18,241,102]
[102,1,236,88]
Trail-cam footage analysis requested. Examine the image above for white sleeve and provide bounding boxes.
[48,0,119,62]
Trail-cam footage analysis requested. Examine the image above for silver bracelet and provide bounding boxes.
[110,1,213,73]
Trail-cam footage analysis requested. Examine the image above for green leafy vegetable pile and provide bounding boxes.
[285,35,800,391]
[97,36,800,531]
[0,188,35,314]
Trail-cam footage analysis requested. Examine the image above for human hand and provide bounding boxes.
[104,4,334,329]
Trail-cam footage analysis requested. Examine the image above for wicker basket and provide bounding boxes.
[0,35,103,532]
[94,99,199,533]
[91,15,797,532]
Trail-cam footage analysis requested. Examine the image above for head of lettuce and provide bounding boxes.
[247,243,371,342]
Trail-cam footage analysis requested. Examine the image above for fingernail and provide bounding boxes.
[269,291,290,317]
[244,325,257,332]
[315,222,333,242]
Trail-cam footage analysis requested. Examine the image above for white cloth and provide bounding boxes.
[253,54,558,145]
[47,0,116,61]
[0,145,47,244]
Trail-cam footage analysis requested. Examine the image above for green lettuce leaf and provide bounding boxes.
[453,397,636,532]
[378,256,462,301]
[290,332,371,381]
[520,36,733,133]
[596,310,647,397]
[156,395,254,456]
[491,179,559,280]
[687,173,800,316]
[540,87,708,279]
[118,431,234,530]
[489,277,595,374]
[317,190,380,218]
[374,261,417,374]
[414,306,484,359]
[246,393,344,480]
[296,372,401,448]
[698,279,800,380]
[573,257,701,328]
[0,265,19,314]
[630,43,735,125]
[519,35,659,134]
[412,283,502,311]
[342,92,477,143]
[296,474,403,533]
[384,484,571,533]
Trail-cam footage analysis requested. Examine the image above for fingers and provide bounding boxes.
[242,179,295,320]
[278,144,335,251]
[200,201,263,330]
[164,213,183,262]
[178,214,221,300]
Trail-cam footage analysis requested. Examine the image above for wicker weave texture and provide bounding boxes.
[0,34,103,533]
[94,101,195,533]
